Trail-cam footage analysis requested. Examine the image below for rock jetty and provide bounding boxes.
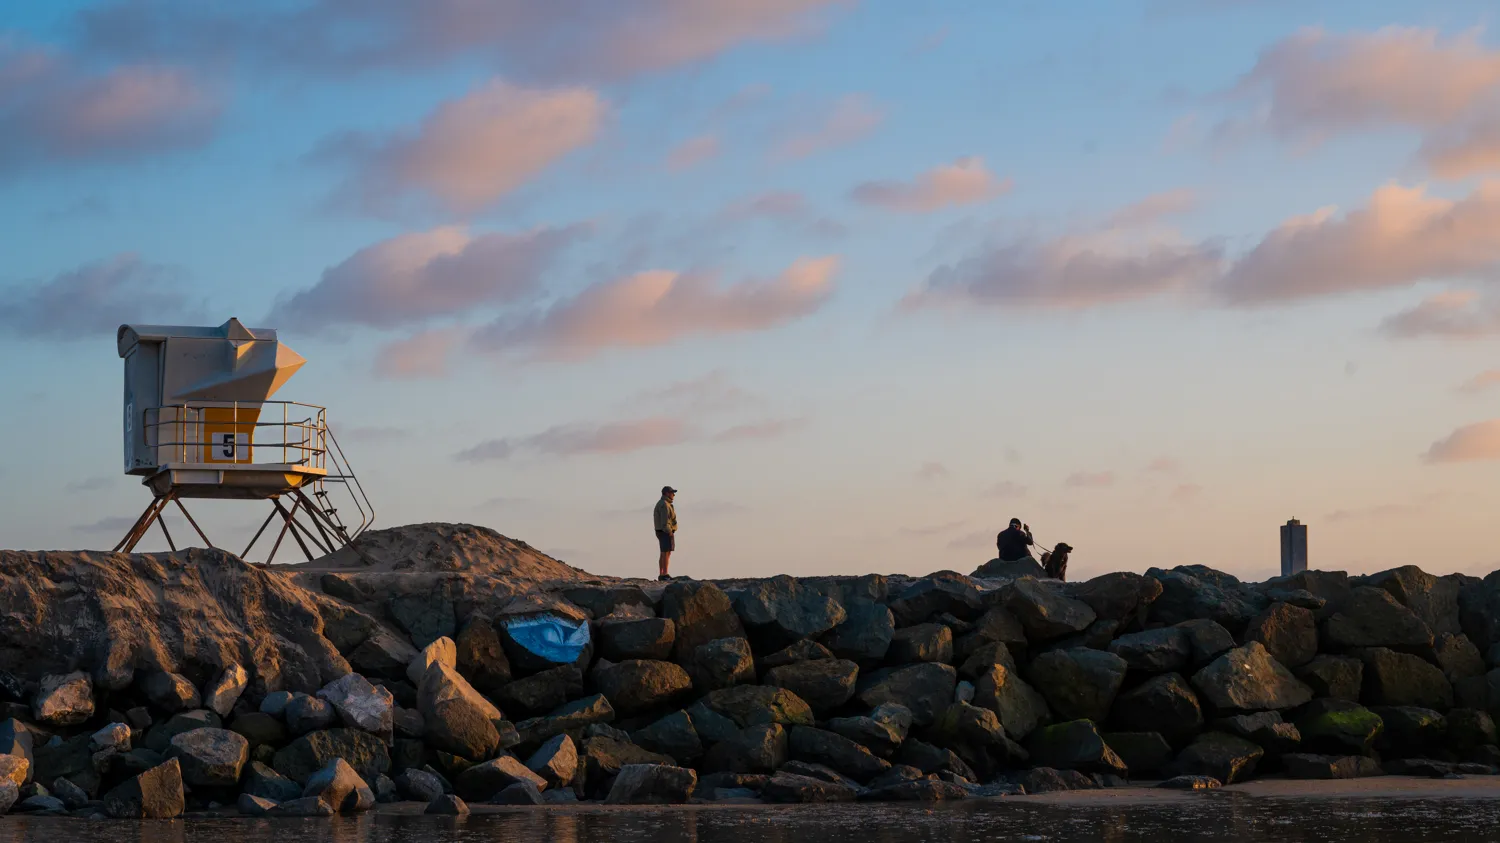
[0,524,1498,817]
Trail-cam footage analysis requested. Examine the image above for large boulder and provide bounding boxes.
[103,758,183,819]
[580,736,675,786]
[1025,720,1128,776]
[1003,577,1096,641]
[1295,655,1363,701]
[972,557,1046,580]
[525,734,578,787]
[761,772,857,803]
[1364,566,1462,636]
[827,703,912,758]
[302,757,369,813]
[1459,572,1500,648]
[661,582,747,663]
[819,601,895,665]
[1296,701,1384,754]
[1168,732,1263,784]
[788,726,892,782]
[515,694,615,746]
[1215,711,1302,754]
[1190,642,1312,712]
[166,727,248,787]
[888,573,983,625]
[633,710,702,763]
[272,728,390,785]
[141,671,201,713]
[1103,731,1174,775]
[1372,705,1446,757]
[693,685,815,729]
[388,592,456,650]
[856,663,957,726]
[592,659,693,717]
[1146,568,1266,632]
[701,724,787,774]
[1358,647,1453,709]
[887,624,953,664]
[1067,572,1163,624]
[204,663,249,718]
[495,664,583,716]
[1110,673,1203,745]
[689,638,755,691]
[605,763,697,804]
[318,672,395,735]
[597,618,676,662]
[243,760,301,801]
[1321,587,1434,654]
[973,663,1050,741]
[1435,633,1486,682]
[33,672,93,726]
[927,703,1028,778]
[1282,753,1382,779]
[348,630,420,681]
[1106,628,1191,674]
[418,662,501,760]
[454,615,512,694]
[143,710,222,752]
[285,694,337,735]
[761,639,836,670]
[1175,619,1237,668]
[455,756,547,800]
[1244,603,1318,668]
[763,659,860,713]
[729,576,846,645]
[405,636,457,686]
[1026,648,1127,723]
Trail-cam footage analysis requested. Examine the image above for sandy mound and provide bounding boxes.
[291,522,596,581]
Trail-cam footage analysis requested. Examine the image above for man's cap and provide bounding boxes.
[662,486,678,495]
[1009,517,1022,526]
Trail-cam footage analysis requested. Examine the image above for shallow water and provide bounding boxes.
[1,796,1499,843]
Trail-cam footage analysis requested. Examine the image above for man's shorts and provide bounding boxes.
[656,530,675,552]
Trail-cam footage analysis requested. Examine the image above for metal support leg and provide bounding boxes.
[271,498,316,562]
[241,505,281,560]
[293,488,376,565]
[173,499,215,549]
[265,497,302,565]
[114,494,174,554]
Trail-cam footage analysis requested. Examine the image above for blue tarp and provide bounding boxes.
[504,615,591,664]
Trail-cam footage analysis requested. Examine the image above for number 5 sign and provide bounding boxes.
[207,431,249,462]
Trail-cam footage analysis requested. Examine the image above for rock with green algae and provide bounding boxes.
[1296,701,1384,754]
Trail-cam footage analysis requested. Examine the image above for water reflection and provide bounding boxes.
[0,798,1497,843]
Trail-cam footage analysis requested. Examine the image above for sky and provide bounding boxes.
[4,1,1500,582]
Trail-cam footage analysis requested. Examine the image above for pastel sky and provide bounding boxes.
[5,1,1500,582]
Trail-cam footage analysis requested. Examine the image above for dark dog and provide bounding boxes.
[1040,542,1073,581]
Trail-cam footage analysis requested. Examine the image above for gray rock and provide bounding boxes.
[973,663,1050,741]
[888,573,983,625]
[1025,719,1128,776]
[267,796,336,817]
[860,778,970,802]
[525,734,578,787]
[488,781,544,804]
[259,691,294,717]
[1295,701,1385,754]
[1107,627,1191,674]
[1372,705,1445,757]
[972,557,1046,579]
[102,758,183,819]
[230,712,288,750]
[1244,602,1318,668]
[887,624,953,664]
[927,702,1028,779]
[1068,572,1164,624]
[495,664,583,716]
[1446,708,1497,751]
[1358,647,1453,709]
[729,575,847,645]
[0,719,34,779]
[1026,648,1128,723]
[1282,753,1382,779]
[1365,566,1462,636]
[515,694,615,746]
[1322,587,1435,654]
[302,757,367,813]
[418,662,501,760]
[348,629,422,681]
[593,659,693,717]
[388,592,456,650]
[661,581,748,664]
[1156,774,1220,790]
[395,768,446,802]
[141,671,201,714]
[761,772,857,803]
[896,738,976,779]
[1215,711,1301,753]
[1011,766,1094,793]
[0,782,17,815]
[425,793,468,815]
[820,600,895,665]
[284,693,337,735]
[632,710,703,763]
[605,763,697,804]
[17,794,66,814]
[1190,642,1313,712]
[204,664,249,719]
[763,659,860,713]
[243,760,301,802]
[89,723,131,755]
[700,724,787,774]
[455,756,547,801]
[856,663,957,726]
[1169,731,1263,784]
[271,728,390,785]
[597,618,676,662]
[1295,654,1364,701]
[237,793,277,815]
[33,673,93,726]
[1435,633,1487,682]
[788,726,892,783]
[580,735,675,783]
[405,636,457,686]
[1103,731,1174,775]
[1147,568,1267,631]
[167,727,248,787]
[689,637,756,691]
[50,776,88,809]
[695,684,815,729]
[454,615,513,694]
[0,754,28,788]
[1110,672,1203,745]
[826,703,912,758]
[318,672,395,735]
[1004,577,1098,641]
[1175,619,1237,668]
[760,639,836,670]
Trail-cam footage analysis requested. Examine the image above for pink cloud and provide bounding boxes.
[666,134,721,171]
[723,191,810,220]
[1458,369,1500,394]
[269,224,582,331]
[775,94,884,159]
[1422,115,1500,179]
[321,79,607,214]
[0,254,202,339]
[1379,290,1500,339]
[712,418,807,442]
[0,39,220,173]
[1425,419,1500,463]
[1220,182,1500,305]
[1106,189,1199,228]
[1065,471,1115,489]
[850,157,1011,213]
[916,461,949,480]
[456,417,692,462]
[1228,27,1500,140]
[79,0,853,83]
[472,255,839,360]
[373,329,463,380]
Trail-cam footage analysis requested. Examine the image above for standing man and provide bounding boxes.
[654,486,678,582]
[996,517,1035,562]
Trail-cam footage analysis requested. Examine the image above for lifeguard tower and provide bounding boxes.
[114,318,374,563]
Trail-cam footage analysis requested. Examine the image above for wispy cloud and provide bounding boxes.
[712,417,807,443]
[626,370,760,414]
[455,414,804,463]
[0,254,201,340]
[666,134,720,171]
[1380,290,1500,339]
[916,461,949,481]
[1327,502,1423,522]
[775,94,884,160]
[1458,370,1500,394]
[850,157,1011,213]
[65,477,114,493]
[1425,419,1500,463]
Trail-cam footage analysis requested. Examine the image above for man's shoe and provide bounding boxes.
[657,574,670,582]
